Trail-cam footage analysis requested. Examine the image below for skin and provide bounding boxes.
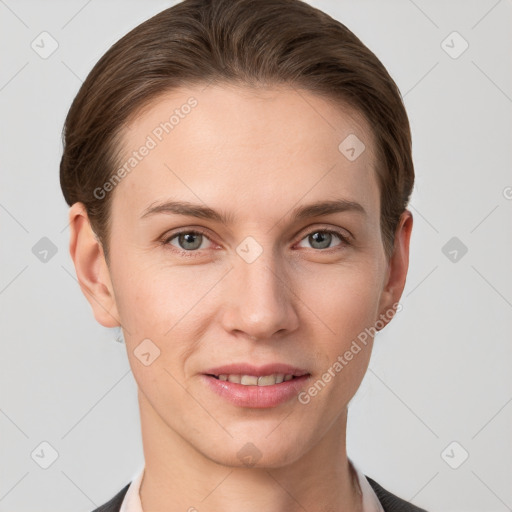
[69,83,413,512]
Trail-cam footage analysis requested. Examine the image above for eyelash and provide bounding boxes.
[160,227,351,257]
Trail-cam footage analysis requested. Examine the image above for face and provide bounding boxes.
[74,83,409,468]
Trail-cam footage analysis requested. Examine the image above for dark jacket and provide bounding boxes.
[91,476,428,512]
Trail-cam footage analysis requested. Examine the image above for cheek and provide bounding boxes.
[296,268,380,412]
[113,255,223,334]
[112,258,227,387]
[114,264,208,403]
[297,261,382,343]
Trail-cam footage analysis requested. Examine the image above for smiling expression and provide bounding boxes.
[80,82,405,467]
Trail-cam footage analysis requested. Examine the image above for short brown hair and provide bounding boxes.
[60,0,414,263]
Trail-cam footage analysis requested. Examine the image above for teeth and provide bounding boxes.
[216,373,296,386]
[240,375,258,385]
[257,375,277,386]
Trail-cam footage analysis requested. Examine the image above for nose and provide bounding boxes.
[221,249,300,341]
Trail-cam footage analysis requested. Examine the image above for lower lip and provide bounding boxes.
[201,374,311,408]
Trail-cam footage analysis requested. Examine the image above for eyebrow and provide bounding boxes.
[139,198,366,223]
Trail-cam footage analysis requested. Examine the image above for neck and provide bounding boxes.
[137,390,362,512]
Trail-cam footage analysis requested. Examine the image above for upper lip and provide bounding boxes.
[203,363,310,377]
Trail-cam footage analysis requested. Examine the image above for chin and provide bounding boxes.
[202,434,307,469]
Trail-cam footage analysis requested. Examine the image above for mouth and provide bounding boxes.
[201,363,311,407]
[201,365,311,408]
[206,373,307,386]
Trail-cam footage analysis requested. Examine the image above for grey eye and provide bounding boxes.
[169,231,210,251]
[308,231,333,249]
[298,230,344,250]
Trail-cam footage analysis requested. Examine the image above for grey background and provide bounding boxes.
[0,0,511,511]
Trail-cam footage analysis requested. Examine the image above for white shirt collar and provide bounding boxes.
[120,458,384,512]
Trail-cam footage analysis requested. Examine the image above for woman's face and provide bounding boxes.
[88,84,408,467]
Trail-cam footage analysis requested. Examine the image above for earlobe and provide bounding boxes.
[376,209,413,329]
[68,202,121,328]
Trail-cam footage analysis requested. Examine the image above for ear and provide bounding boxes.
[68,202,120,328]
[376,209,413,329]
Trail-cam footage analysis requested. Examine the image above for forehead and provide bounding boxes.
[112,83,380,224]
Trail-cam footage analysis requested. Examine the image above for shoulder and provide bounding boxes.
[366,475,429,512]
[90,483,131,512]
